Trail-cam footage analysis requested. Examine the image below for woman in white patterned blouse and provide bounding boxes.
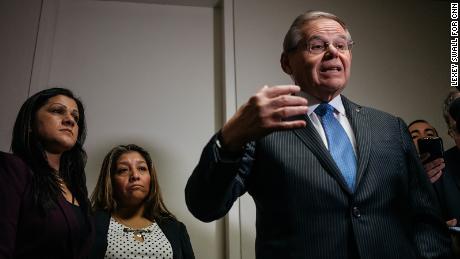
[90,144,195,259]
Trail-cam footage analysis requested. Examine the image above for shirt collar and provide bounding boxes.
[296,91,346,116]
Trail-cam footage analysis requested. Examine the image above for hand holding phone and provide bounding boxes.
[417,137,445,183]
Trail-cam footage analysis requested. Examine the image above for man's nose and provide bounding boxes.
[324,44,339,58]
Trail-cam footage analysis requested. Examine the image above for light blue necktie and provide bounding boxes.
[315,103,357,191]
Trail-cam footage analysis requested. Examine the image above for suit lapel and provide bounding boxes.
[342,96,372,190]
[292,114,352,195]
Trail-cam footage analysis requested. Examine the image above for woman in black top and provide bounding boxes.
[0,87,93,259]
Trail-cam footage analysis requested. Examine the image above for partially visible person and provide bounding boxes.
[449,97,460,138]
[443,88,460,149]
[408,119,458,228]
[445,92,460,258]
[443,89,460,179]
[440,89,460,228]
[0,88,93,259]
[408,119,444,183]
[186,10,451,258]
[90,144,194,259]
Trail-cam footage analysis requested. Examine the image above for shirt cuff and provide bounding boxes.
[213,131,245,162]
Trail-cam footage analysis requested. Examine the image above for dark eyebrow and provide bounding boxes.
[117,160,147,166]
[117,161,130,166]
[409,129,421,135]
[424,129,435,134]
[48,102,79,114]
[48,102,66,107]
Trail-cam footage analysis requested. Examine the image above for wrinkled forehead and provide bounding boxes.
[117,151,147,164]
[302,18,349,39]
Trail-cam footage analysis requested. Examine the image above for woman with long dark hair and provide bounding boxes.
[0,87,93,258]
[90,144,194,259]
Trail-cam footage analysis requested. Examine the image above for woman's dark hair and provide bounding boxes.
[91,144,175,221]
[11,87,89,215]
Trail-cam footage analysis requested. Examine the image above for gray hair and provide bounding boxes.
[283,10,352,53]
[443,87,460,127]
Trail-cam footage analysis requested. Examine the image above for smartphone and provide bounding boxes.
[417,137,444,162]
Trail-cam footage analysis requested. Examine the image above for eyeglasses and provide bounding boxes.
[300,37,354,54]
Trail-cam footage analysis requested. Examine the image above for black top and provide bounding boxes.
[0,152,94,259]
[68,202,90,254]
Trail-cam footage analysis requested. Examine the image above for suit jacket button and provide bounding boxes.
[352,207,361,218]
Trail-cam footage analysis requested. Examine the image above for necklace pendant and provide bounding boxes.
[133,231,145,242]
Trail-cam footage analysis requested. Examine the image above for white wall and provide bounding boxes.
[32,1,224,258]
[231,1,451,258]
[0,0,42,151]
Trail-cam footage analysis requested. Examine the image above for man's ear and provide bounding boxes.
[448,128,456,139]
[280,52,292,74]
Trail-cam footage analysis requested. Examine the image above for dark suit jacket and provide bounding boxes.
[185,96,452,259]
[435,146,460,224]
[90,210,195,259]
[0,152,94,259]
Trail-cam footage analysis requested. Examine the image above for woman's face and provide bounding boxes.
[112,151,151,208]
[35,95,79,154]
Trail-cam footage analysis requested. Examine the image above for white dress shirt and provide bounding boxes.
[296,91,357,156]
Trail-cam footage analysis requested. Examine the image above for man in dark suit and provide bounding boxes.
[185,10,452,258]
